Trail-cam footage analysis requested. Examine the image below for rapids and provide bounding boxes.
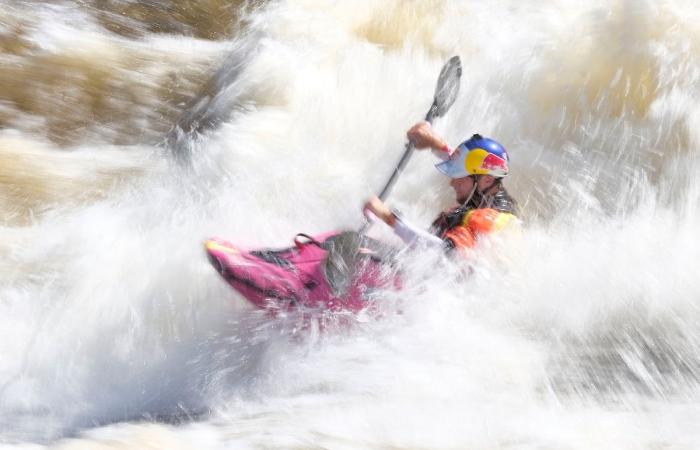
[1,0,700,448]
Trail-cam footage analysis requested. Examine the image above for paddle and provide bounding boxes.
[360,56,462,233]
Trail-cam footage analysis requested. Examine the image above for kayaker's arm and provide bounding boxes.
[363,195,443,247]
[364,195,396,227]
[407,121,452,157]
[392,214,444,247]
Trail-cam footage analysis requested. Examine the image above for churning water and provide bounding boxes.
[2,0,700,448]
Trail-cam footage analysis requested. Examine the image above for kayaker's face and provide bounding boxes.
[450,175,497,203]
[450,176,475,203]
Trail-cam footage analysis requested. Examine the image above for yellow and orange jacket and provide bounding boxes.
[431,189,518,251]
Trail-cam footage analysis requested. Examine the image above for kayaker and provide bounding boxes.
[364,121,518,252]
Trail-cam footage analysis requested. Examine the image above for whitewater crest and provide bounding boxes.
[1,0,700,448]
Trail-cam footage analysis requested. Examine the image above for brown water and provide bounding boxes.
[2,1,700,449]
[0,0,254,226]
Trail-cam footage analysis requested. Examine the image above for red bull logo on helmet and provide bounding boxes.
[482,153,508,174]
[463,146,509,177]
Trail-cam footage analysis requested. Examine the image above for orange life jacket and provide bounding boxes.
[441,208,516,250]
[431,187,518,251]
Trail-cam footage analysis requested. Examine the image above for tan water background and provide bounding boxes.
[2,1,700,448]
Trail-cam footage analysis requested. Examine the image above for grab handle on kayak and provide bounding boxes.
[294,233,323,249]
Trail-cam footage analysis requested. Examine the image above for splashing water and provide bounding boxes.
[2,0,700,448]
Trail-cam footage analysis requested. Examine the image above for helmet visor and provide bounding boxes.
[435,153,467,178]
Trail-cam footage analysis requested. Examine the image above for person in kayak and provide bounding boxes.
[364,122,518,252]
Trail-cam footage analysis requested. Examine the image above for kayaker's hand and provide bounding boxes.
[363,195,396,227]
[407,121,450,154]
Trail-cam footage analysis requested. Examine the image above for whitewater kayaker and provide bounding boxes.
[364,122,518,252]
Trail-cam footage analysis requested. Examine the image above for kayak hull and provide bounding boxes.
[204,232,394,313]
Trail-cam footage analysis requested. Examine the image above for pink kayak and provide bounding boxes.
[204,231,398,313]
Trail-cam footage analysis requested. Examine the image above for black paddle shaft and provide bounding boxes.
[377,105,438,201]
[376,56,462,202]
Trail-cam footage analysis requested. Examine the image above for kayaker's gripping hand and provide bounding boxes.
[363,195,396,227]
[407,121,450,154]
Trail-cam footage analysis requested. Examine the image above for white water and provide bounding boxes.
[2,0,700,448]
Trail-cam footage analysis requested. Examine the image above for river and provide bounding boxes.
[1,1,700,448]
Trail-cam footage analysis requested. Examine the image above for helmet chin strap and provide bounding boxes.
[459,175,502,209]
[458,175,479,208]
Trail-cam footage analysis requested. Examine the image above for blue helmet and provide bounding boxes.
[435,134,509,178]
